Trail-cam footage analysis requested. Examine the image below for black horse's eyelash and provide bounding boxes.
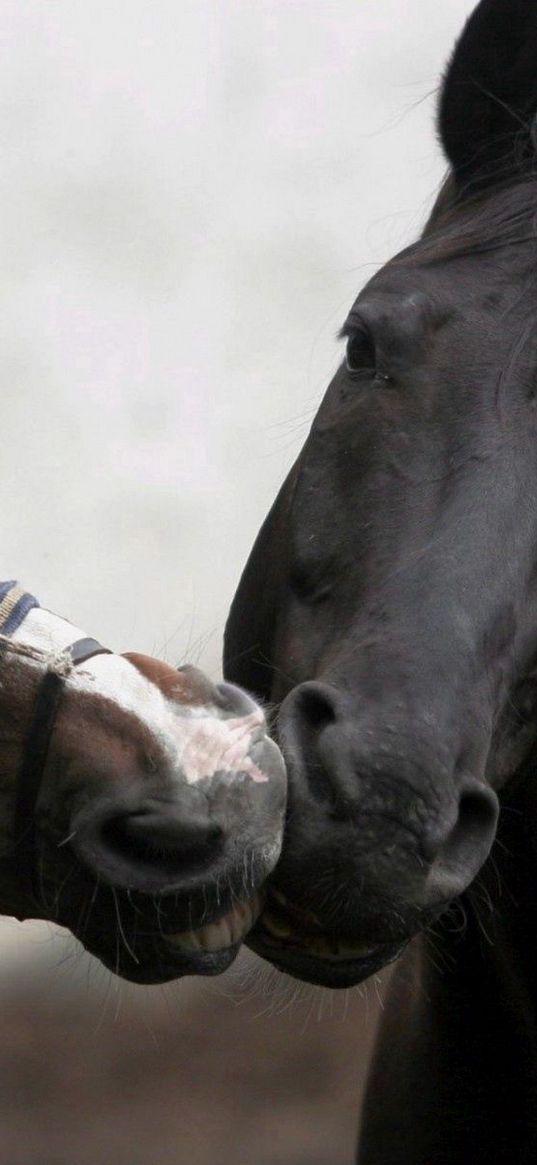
[338,323,377,375]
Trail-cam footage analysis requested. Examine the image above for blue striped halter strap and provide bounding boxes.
[0,581,112,904]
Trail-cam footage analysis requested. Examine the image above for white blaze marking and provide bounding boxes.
[178,712,267,784]
[12,607,268,784]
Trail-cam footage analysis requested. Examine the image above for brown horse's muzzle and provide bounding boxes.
[68,676,285,900]
[33,661,286,983]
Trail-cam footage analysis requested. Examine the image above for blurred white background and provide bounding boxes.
[0,0,474,1124]
[1,0,473,666]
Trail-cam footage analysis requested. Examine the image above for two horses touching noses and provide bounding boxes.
[4,0,537,1161]
[225,0,537,1161]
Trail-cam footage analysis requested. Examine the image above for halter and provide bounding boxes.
[0,582,112,903]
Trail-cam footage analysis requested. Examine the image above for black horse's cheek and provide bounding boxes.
[225,3,537,1161]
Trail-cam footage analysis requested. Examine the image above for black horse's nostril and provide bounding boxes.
[295,683,338,732]
[279,681,338,747]
[424,777,499,903]
[278,682,341,804]
[71,794,225,894]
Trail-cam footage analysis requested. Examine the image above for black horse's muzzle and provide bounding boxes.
[248,679,499,987]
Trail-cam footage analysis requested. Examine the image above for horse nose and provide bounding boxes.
[111,801,224,857]
[279,680,499,897]
[215,680,261,717]
[277,681,347,805]
[70,791,225,895]
[423,775,499,902]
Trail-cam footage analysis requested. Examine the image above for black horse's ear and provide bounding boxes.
[439,0,537,194]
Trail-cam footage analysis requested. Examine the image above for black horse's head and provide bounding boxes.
[225,0,537,987]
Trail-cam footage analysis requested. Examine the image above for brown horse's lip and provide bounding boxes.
[99,942,241,986]
[163,890,264,955]
[74,897,262,985]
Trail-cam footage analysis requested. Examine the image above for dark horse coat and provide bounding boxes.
[225,2,537,1161]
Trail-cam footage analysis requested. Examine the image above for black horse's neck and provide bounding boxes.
[358,772,537,1165]
[482,770,537,1021]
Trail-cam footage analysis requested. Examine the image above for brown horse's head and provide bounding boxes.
[0,588,285,982]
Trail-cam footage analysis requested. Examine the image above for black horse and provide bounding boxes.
[225,2,537,1161]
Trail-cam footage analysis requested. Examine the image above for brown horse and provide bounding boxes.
[0,581,286,983]
[225,1,537,1160]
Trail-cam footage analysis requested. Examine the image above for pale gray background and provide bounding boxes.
[0,0,473,973]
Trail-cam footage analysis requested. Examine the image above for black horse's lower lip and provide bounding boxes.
[247,905,408,987]
[248,930,406,987]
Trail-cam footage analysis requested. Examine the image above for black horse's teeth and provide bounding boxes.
[259,891,379,962]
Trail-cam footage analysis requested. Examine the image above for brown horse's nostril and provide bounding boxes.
[71,795,225,894]
[215,680,262,718]
[104,805,224,862]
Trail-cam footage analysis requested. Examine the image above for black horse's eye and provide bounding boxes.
[345,329,376,376]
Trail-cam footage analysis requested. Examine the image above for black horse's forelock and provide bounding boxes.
[411,173,537,406]
[412,174,537,266]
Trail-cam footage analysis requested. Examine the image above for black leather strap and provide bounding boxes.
[15,670,65,876]
[14,636,112,904]
[68,637,112,666]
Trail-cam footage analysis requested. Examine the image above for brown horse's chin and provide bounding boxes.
[73,889,264,983]
[91,942,241,986]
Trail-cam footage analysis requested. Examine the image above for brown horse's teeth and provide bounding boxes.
[166,891,263,954]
